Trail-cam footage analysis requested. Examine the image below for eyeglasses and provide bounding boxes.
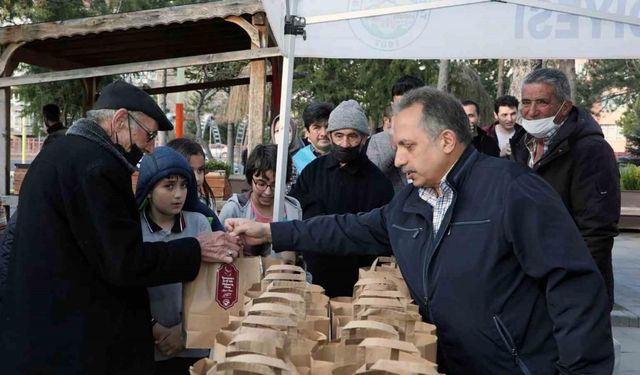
[128,114,158,142]
[252,178,276,192]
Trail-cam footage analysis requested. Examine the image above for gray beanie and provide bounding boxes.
[327,99,369,135]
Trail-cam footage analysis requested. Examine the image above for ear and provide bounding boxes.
[493,112,498,121]
[111,108,129,131]
[440,130,457,154]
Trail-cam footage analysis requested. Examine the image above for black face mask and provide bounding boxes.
[331,143,361,164]
[115,143,144,166]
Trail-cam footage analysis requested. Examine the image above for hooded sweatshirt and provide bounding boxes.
[135,146,213,361]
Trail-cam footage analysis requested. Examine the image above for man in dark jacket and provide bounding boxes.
[289,99,394,298]
[227,87,613,374]
[510,68,620,311]
[462,99,499,157]
[42,103,68,147]
[0,81,241,375]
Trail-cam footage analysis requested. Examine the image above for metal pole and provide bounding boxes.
[273,2,298,222]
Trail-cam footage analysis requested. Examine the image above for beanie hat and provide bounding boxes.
[327,100,369,135]
[135,146,223,230]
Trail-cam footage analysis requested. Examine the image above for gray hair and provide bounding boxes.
[522,68,571,102]
[86,109,144,127]
[395,87,472,146]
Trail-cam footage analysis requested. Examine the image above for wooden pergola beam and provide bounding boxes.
[13,47,86,71]
[0,47,281,88]
[144,75,273,95]
[0,1,264,45]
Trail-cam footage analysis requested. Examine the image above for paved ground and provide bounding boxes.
[613,232,640,374]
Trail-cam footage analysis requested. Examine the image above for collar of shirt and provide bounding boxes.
[418,164,456,237]
[524,120,564,165]
[142,208,185,234]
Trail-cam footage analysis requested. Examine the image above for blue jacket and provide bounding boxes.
[135,147,223,232]
[271,147,613,374]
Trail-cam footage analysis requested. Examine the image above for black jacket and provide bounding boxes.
[471,128,500,157]
[0,128,202,374]
[289,152,394,297]
[272,147,613,374]
[510,107,620,310]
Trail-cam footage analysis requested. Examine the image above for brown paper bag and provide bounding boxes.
[189,358,216,375]
[214,353,293,374]
[355,359,439,375]
[183,255,263,348]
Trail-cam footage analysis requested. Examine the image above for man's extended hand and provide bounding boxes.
[224,218,272,246]
[155,323,185,357]
[196,231,242,263]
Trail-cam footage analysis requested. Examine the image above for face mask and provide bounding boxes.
[114,143,144,166]
[331,143,361,164]
[520,102,565,139]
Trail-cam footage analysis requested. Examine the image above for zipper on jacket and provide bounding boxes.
[447,219,491,235]
[493,315,533,375]
[391,224,424,238]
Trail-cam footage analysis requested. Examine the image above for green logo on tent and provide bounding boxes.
[349,0,431,51]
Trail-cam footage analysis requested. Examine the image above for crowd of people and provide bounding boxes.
[0,67,620,374]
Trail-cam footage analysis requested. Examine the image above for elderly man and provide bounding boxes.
[0,81,241,374]
[511,68,620,311]
[289,99,393,298]
[227,87,613,374]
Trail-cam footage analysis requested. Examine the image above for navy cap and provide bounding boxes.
[94,80,173,131]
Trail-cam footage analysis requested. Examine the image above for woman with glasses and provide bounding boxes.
[218,144,301,263]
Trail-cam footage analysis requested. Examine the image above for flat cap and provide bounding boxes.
[94,80,173,131]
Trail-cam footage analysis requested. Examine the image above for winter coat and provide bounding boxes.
[43,122,68,148]
[0,211,16,303]
[0,119,202,374]
[271,146,613,374]
[471,128,500,157]
[289,152,394,298]
[510,106,620,310]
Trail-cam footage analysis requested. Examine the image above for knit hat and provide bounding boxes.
[327,100,369,135]
[135,146,222,230]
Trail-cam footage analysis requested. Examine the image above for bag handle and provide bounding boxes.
[358,337,419,356]
[265,264,305,274]
[263,272,307,282]
[355,278,397,287]
[241,314,297,328]
[354,297,403,309]
[341,320,399,337]
[357,290,408,299]
[247,303,298,318]
[364,359,439,374]
[217,353,291,373]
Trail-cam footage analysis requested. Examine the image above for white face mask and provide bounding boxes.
[520,101,565,139]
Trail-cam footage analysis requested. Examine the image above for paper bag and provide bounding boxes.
[184,256,263,348]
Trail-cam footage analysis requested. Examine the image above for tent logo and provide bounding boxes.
[349,0,432,51]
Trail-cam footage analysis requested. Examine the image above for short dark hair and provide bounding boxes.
[166,138,215,207]
[396,87,473,146]
[244,144,292,185]
[391,75,425,98]
[494,95,519,114]
[461,100,479,115]
[42,104,61,123]
[302,102,334,130]
[383,104,393,119]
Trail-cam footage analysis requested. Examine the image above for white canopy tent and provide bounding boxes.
[265,0,640,219]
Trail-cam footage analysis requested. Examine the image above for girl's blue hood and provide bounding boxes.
[135,146,223,231]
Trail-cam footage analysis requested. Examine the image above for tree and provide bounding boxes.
[185,62,244,159]
[617,97,640,157]
[1,0,212,124]
[577,60,640,115]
